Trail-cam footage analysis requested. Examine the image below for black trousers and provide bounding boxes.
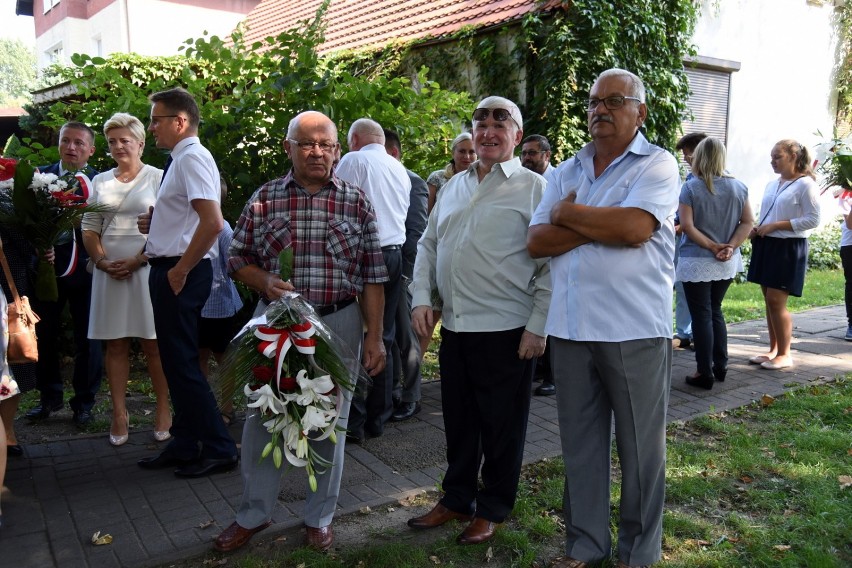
[148,258,236,460]
[437,326,533,522]
[34,263,103,413]
[350,247,402,436]
[682,279,733,377]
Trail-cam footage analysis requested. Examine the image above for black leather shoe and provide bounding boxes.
[685,373,714,390]
[713,367,727,382]
[535,382,556,396]
[346,428,365,445]
[390,401,421,422]
[174,456,239,478]
[25,401,63,421]
[138,451,198,470]
[73,410,94,427]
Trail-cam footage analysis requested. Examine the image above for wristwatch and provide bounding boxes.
[136,254,148,267]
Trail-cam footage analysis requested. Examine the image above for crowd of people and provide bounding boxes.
[0,66,844,568]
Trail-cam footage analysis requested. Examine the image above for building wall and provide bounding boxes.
[691,0,839,211]
[34,0,260,68]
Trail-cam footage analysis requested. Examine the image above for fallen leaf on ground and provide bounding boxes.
[387,506,395,512]
[429,555,442,564]
[839,475,852,488]
[198,520,214,529]
[761,394,775,406]
[485,546,494,562]
[774,544,791,552]
[359,506,371,514]
[91,531,113,545]
[740,475,754,483]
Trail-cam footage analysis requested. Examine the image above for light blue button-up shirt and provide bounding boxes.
[530,133,679,342]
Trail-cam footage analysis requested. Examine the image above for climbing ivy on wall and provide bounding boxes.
[338,0,699,163]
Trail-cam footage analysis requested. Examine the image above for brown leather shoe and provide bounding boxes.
[457,517,498,545]
[306,525,334,551]
[213,520,271,552]
[407,503,473,529]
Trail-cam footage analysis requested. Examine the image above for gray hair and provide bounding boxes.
[596,68,646,103]
[347,118,385,147]
[286,111,338,140]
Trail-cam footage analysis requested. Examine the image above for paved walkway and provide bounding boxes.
[3,306,850,567]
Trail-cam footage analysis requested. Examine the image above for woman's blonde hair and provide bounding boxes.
[103,112,146,144]
[444,132,473,178]
[691,137,730,194]
[774,139,816,180]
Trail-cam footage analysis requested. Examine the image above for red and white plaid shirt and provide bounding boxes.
[228,171,388,307]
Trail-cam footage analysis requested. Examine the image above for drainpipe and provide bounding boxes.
[124,0,132,52]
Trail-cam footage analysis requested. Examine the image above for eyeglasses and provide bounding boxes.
[586,96,642,111]
[287,139,338,153]
[149,115,181,126]
[521,150,545,157]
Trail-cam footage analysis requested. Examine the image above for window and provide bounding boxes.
[47,43,64,64]
[680,56,741,161]
[43,0,60,14]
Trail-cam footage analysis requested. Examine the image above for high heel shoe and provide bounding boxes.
[153,429,171,442]
[109,411,130,446]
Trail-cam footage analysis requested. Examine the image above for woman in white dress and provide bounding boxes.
[82,113,171,446]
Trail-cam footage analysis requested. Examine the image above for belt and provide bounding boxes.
[148,256,182,267]
[316,297,356,317]
[381,244,402,251]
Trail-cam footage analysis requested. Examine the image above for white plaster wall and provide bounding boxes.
[692,0,840,216]
[35,0,247,66]
[127,0,247,55]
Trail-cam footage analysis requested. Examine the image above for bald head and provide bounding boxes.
[347,118,385,151]
[287,111,338,141]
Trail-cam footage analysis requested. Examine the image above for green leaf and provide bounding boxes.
[279,248,294,282]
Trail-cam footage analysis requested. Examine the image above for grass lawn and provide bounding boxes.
[723,268,844,323]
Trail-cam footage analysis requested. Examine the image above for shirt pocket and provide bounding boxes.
[326,218,362,272]
[259,217,292,260]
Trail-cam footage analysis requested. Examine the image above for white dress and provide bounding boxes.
[83,165,162,340]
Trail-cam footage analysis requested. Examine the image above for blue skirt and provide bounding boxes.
[746,236,808,297]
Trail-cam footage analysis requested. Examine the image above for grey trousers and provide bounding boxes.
[552,337,671,566]
[235,301,362,530]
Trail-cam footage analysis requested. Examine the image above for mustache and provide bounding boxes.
[592,115,614,125]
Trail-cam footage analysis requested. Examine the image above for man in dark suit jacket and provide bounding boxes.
[383,129,428,421]
[27,121,103,426]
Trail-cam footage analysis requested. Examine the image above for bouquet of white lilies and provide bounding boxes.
[216,291,361,491]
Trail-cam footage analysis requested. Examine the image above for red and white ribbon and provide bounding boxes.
[255,321,317,383]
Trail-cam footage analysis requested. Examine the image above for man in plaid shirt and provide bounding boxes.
[216,110,387,553]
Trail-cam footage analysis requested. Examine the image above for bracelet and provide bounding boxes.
[94,255,107,269]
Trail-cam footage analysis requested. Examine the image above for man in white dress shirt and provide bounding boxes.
[335,118,411,441]
[408,96,550,546]
[136,87,238,478]
[527,68,679,568]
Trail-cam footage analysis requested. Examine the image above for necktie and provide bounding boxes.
[160,156,173,186]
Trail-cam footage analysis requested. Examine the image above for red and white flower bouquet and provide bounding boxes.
[216,291,362,491]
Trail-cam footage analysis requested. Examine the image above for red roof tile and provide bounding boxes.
[238,0,554,54]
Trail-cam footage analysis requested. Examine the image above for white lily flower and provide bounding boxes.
[302,405,334,434]
[245,383,287,415]
[294,370,334,406]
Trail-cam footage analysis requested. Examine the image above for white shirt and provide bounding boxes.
[335,143,410,247]
[839,191,852,248]
[543,163,557,187]
[531,133,680,342]
[412,158,551,335]
[146,136,220,258]
[756,176,820,238]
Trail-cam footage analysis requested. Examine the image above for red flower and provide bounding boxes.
[278,376,298,391]
[252,366,275,383]
[0,157,16,181]
[0,385,10,397]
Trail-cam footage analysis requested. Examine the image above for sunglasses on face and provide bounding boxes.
[472,108,513,122]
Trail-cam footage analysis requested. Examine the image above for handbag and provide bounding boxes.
[0,240,40,364]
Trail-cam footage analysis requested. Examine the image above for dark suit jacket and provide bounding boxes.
[403,169,428,280]
[38,162,99,276]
